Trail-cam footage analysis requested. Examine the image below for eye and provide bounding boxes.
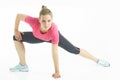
[42,20,45,22]
[48,20,51,22]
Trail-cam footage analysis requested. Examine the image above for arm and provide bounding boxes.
[14,14,27,41]
[52,44,61,78]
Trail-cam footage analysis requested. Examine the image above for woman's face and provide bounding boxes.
[39,14,52,31]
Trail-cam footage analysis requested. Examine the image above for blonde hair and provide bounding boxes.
[39,5,53,18]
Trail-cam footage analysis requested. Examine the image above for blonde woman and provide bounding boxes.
[10,5,110,78]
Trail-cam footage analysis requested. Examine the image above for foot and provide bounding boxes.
[9,64,29,72]
[97,59,110,67]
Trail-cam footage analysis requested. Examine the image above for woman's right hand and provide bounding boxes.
[14,30,23,41]
[52,73,61,79]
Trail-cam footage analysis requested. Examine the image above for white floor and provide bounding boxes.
[0,0,120,80]
[1,41,119,80]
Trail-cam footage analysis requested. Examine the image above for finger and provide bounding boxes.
[15,36,19,40]
[52,74,57,78]
[57,75,61,78]
[21,32,24,35]
[18,33,22,41]
[19,35,22,40]
[52,74,61,78]
[52,74,55,77]
[15,35,21,41]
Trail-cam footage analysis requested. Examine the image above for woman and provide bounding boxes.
[10,5,110,78]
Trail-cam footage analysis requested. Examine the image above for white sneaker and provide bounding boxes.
[9,64,29,72]
[97,59,110,67]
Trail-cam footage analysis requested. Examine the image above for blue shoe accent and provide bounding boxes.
[97,59,110,67]
[9,64,29,72]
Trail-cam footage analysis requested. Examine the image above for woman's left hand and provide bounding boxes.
[52,73,61,79]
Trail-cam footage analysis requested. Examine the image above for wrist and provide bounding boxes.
[55,71,60,74]
[14,29,19,33]
[14,29,18,31]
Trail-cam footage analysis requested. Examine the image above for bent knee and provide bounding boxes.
[80,49,87,54]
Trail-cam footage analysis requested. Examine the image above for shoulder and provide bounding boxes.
[51,23,59,44]
[51,22,58,30]
[25,16,39,20]
[25,16,39,23]
[51,22,57,26]
[50,22,59,36]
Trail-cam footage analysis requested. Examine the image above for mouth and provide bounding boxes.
[44,26,50,29]
[44,26,48,28]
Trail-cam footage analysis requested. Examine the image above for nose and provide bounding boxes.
[45,22,49,26]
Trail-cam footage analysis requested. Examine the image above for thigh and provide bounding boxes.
[13,32,45,43]
[58,32,80,54]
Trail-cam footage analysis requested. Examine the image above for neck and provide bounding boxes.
[40,28,48,34]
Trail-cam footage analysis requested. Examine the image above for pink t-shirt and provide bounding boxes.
[25,16,59,44]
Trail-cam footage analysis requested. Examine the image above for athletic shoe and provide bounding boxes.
[97,59,110,67]
[9,64,29,72]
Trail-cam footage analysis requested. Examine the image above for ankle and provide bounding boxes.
[19,63,26,66]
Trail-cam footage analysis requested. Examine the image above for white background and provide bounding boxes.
[0,0,120,80]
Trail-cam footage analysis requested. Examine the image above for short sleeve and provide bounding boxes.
[51,23,59,44]
[25,16,39,28]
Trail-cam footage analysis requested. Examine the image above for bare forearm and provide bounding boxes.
[52,52,59,73]
[52,44,60,73]
[14,14,20,31]
[14,14,26,31]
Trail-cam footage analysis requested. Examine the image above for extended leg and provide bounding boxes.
[79,49,98,63]
[79,49,110,67]
[58,32,110,67]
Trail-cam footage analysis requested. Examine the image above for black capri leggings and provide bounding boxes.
[13,32,80,54]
